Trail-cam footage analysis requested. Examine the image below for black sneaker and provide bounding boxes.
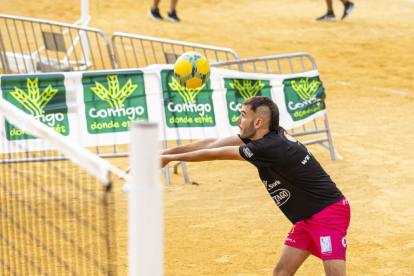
[148,7,163,21]
[342,2,356,20]
[316,13,336,21]
[167,9,180,22]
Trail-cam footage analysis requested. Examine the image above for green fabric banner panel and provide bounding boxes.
[161,70,215,128]
[1,74,69,140]
[82,71,148,134]
[224,78,272,126]
[283,76,326,122]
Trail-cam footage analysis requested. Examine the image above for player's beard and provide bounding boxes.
[240,120,256,139]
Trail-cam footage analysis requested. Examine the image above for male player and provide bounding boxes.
[160,96,351,276]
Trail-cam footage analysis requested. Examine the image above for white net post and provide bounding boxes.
[80,0,90,64]
[126,123,163,276]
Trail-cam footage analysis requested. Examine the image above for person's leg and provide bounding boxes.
[273,245,310,276]
[148,0,164,20]
[316,0,336,21]
[152,0,161,8]
[170,0,178,10]
[323,259,346,276]
[340,0,356,20]
[326,0,333,12]
[167,0,180,22]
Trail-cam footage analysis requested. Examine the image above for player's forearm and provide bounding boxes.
[161,138,218,155]
[163,149,217,164]
[160,146,243,168]
[161,136,243,155]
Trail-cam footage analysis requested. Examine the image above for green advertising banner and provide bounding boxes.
[161,70,215,128]
[0,67,330,152]
[224,78,272,126]
[1,74,69,140]
[283,77,326,122]
[82,71,148,134]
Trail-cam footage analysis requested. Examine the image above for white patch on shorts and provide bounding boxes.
[342,237,347,248]
[320,236,332,254]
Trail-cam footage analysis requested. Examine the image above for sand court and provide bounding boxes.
[1,0,414,274]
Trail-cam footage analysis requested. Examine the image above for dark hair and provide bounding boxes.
[242,96,279,131]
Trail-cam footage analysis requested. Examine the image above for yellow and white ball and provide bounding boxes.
[174,51,210,89]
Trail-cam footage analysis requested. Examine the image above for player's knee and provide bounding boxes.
[273,262,293,276]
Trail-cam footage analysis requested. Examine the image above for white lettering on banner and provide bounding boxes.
[34,111,64,126]
[288,97,322,110]
[229,101,242,112]
[89,105,145,120]
[167,102,211,116]
[271,189,290,206]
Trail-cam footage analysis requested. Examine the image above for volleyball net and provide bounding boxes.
[0,97,129,275]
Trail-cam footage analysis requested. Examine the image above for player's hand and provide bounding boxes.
[160,155,170,168]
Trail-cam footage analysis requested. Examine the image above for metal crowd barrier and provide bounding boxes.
[111,32,240,69]
[211,53,336,161]
[0,14,114,74]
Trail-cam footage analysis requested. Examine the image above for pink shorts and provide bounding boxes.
[284,197,351,260]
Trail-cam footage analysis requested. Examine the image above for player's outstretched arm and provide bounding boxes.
[160,146,244,168]
[161,135,244,155]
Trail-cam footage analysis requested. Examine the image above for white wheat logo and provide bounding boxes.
[168,77,206,104]
[229,79,265,100]
[90,75,138,109]
[10,78,58,115]
[291,78,321,101]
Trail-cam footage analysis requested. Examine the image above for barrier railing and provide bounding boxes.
[111,32,240,69]
[0,14,114,74]
[210,52,317,74]
[211,53,336,160]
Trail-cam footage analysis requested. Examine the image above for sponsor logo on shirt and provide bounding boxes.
[284,131,297,142]
[320,236,332,254]
[271,189,290,207]
[342,199,349,205]
[301,150,313,165]
[243,147,253,158]
[342,237,347,248]
[267,180,281,190]
[286,238,296,243]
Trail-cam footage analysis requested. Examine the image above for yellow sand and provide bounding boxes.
[2,0,414,274]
